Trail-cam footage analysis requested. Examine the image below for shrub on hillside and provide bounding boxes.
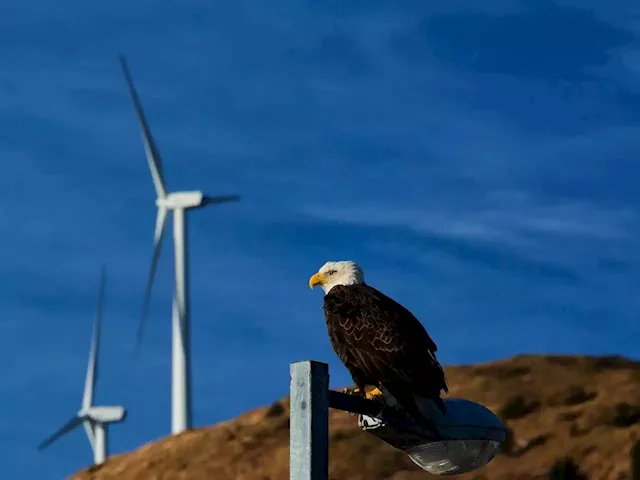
[498,427,515,455]
[547,457,588,480]
[549,386,596,407]
[499,395,540,420]
[631,440,640,480]
[265,401,285,417]
[598,403,640,428]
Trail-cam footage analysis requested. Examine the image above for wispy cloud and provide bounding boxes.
[303,196,638,243]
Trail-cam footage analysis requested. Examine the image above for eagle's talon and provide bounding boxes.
[341,386,362,396]
[342,387,364,397]
[365,387,383,401]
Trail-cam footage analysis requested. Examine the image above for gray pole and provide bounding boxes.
[290,361,329,480]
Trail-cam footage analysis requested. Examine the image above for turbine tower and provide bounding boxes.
[119,56,240,435]
[38,266,126,466]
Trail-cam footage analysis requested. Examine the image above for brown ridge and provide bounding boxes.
[70,354,639,480]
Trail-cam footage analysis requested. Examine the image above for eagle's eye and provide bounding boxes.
[326,269,337,276]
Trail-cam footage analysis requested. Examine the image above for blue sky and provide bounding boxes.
[1,0,639,478]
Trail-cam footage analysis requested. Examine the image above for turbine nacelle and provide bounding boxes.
[80,406,127,424]
[157,191,205,210]
[156,191,241,211]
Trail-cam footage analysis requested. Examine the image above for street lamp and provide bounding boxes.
[289,360,507,480]
[357,392,506,475]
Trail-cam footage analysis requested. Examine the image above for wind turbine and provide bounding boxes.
[38,266,126,466]
[118,56,240,435]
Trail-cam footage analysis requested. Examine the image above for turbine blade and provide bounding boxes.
[201,194,241,206]
[37,416,84,451]
[83,265,106,409]
[135,206,169,355]
[119,55,167,199]
[83,420,96,451]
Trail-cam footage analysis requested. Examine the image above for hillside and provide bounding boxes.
[71,355,639,480]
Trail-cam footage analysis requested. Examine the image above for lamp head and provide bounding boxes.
[358,397,507,476]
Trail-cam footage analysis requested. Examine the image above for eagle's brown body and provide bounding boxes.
[323,283,448,428]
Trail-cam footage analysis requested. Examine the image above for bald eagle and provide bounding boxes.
[309,260,448,433]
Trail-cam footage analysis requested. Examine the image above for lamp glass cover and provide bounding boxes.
[406,439,501,475]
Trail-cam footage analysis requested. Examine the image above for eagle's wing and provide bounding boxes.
[324,284,448,397]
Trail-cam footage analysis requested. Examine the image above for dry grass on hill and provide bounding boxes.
[71,354,639,480]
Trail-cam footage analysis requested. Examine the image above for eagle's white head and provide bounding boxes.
[309,260,365,294]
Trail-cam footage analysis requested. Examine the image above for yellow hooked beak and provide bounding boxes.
[309,272,325,289]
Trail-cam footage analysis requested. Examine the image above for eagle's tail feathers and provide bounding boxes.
[385,386,441,438]
[432,394,447,415]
